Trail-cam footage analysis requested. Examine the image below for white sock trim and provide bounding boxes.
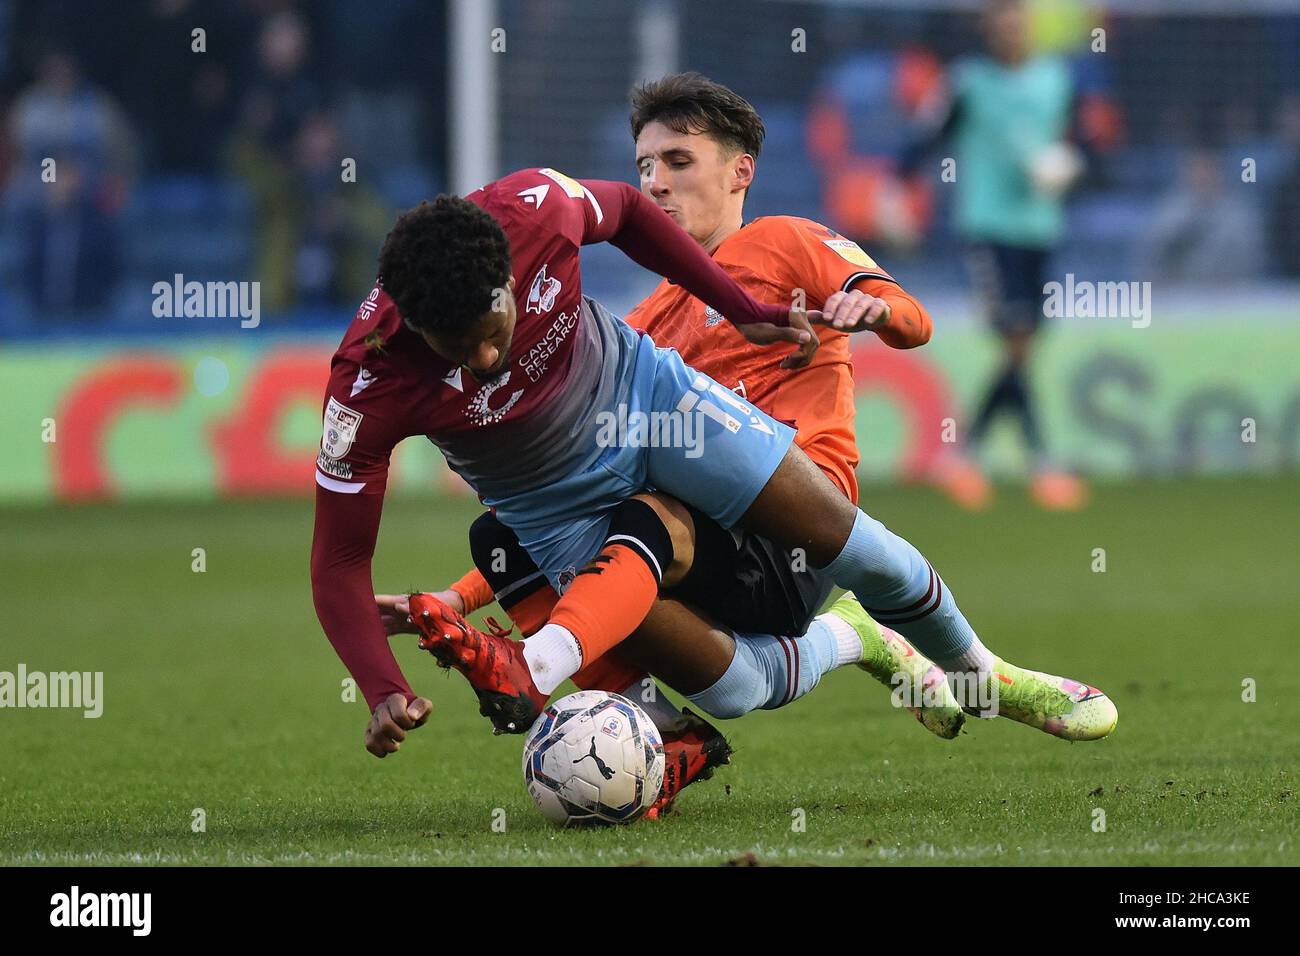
[816,611,864,667]
[522,624,582,695]
[935,635,995,676]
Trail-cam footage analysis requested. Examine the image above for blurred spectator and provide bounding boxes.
[20,158,118,311]
[227,9,325,310]
[291,112,390,307]
[1270,94,1300,277]
[236,8,320,153]
[6,47,135,313]
[137,0,243,174]
[7,48,136,196]
[1141,149,1265,282]
[806,45,943,252]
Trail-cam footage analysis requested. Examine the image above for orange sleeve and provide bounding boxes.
[732,219,931,348]
[786,225,889,305]
[449,566,495,614]
[849,276,933,349]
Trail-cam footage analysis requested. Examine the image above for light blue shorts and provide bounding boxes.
[488,321,794,591]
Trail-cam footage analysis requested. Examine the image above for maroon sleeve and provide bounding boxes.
[578,179,791,328]
[310,485,415,712]
[310,338,416,714]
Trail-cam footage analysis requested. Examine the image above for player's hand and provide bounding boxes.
[365,693,432,758]
[375,590,463,635]
[811,290,891,333]
[735,308,821,370]
[780,307,820,369]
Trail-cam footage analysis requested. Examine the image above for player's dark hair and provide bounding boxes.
[378,195,512,338]
[629,72,765,160]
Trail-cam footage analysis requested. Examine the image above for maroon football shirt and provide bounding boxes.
[311,168,793,712]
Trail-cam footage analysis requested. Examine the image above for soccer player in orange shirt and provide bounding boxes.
[624,142,930,510]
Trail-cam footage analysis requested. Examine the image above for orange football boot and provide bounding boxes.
[645,709,733,818]
[934,456,993,511]
[409,593,548,734]
[1030,470,1090,511]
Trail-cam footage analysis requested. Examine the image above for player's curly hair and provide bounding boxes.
[378,195,512,338]
[629,72,765,160]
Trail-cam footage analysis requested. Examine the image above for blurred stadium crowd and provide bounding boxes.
[1,0,1297,336]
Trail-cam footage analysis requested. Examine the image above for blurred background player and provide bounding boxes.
[905,0,1109,511]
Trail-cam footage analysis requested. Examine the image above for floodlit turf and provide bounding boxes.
[1,477,1297,866]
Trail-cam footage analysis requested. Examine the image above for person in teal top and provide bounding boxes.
[949,49,1075,248]
[908,0,1101,511]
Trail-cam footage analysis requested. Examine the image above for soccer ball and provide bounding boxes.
[522,690,665,825]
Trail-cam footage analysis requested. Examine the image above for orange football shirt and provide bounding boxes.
[626,215,926,505]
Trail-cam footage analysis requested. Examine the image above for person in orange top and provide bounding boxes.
[375,74,955,807]
[626,212,930,506]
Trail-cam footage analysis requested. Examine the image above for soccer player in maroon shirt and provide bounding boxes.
[311,167,814,757]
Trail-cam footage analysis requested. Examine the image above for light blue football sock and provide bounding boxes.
[686,619,844,719]
[822,510,989,673]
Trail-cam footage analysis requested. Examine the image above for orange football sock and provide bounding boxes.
[503,586,559,638]
[549,543,659,664]
[497,576,649,691]
[514,585,646,697]
[572,653,647,695]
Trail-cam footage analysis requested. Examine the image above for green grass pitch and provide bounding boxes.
[1,477,1297,866]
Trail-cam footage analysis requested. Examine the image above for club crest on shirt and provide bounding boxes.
[526,264,562,314]
[322,396,363,459]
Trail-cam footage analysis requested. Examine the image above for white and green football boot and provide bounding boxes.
[961,658,1118,741]
[826,594,966,740]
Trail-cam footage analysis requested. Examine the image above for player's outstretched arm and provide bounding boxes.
[577,178,820,367]
[814,278,933,348]
[311,486,431,757]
